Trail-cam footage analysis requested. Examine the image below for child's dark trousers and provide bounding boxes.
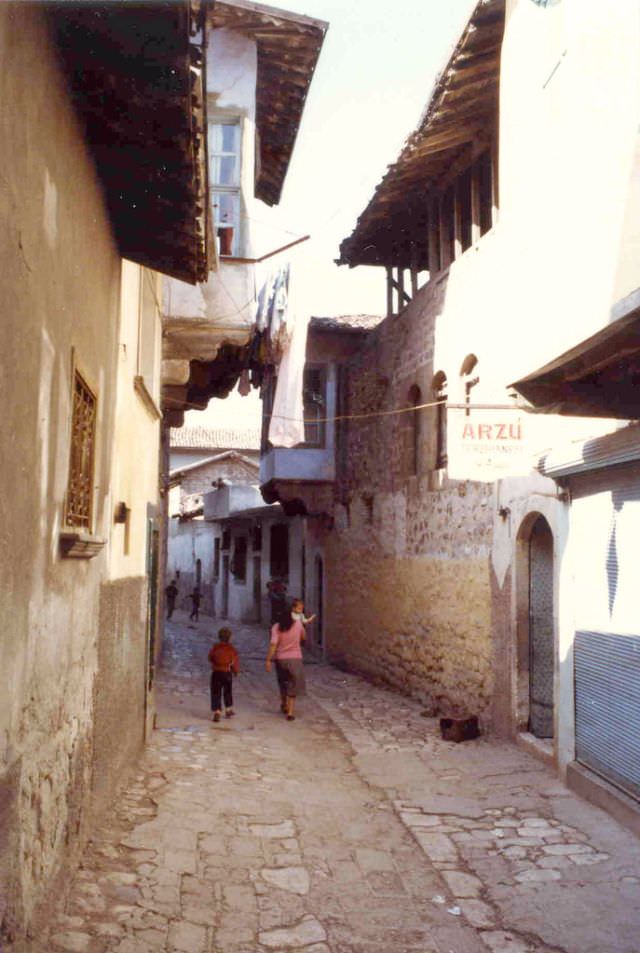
[210,671,233,710]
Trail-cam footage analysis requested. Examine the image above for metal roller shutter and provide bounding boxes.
[570,463,640,800]
[575,630,640,799]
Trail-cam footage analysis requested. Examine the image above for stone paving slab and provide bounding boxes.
[31,613,640,953]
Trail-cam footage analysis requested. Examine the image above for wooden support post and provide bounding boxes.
[397,266,405,307]
[453,180,463,261]
[410,243,419,296]
[439,194,451,271]
[428,199,440,277]
[386,265,394,317]
[491,137,499,228]
[471,160,481,245]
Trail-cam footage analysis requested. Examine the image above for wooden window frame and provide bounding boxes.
[210,118,242,258]
[300,364,327,448]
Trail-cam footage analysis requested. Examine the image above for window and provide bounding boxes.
[232,537,247,582]
[406,384,422,477]
[270,523,289,581]
[432,371,448,470]
[222,529,231,551]
[65,369,97,530]
[210,121,241,257]
[214,538,220,579]
[252,524,262,552]
[302,366,327,447]
[460,354,479,417]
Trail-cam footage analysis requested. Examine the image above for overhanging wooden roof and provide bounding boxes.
[50,0,210,285]
[211,0,328,206]
[511,289,640,420]
[338,0,504,268]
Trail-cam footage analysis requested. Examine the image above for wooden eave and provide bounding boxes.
[50,0,210,285]
[211,0,328,206]
[511,290,640,420]
[338,0,505,269]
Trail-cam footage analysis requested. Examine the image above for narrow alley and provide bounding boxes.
[36,614,640,953]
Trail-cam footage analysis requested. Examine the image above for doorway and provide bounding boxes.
[222,554,230,619]
[528,515,554,738]
[253,555,262,623]
[315,555,324,650]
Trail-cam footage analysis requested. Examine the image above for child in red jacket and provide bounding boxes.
[208,628,240,722]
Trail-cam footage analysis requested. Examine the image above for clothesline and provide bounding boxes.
[163,396,528,423]
[267,400,528,425]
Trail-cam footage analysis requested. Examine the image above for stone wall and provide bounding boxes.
[324,276,495,719]
[179,458,258,507]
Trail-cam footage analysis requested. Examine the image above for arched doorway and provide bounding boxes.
[528,516,554,738]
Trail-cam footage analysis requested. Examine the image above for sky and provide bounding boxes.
[188,0,474,429]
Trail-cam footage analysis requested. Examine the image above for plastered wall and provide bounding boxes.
[0,8,154,938]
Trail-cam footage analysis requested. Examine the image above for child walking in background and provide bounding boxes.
[208,627,240,722]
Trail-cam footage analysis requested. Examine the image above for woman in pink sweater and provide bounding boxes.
[265,606,306,721]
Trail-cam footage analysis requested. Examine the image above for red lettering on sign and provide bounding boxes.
[462,423,475,439]
[478,423,492,439]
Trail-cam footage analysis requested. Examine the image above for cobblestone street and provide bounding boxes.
[37,614,640,953]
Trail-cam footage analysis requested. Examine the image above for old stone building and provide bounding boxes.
[167,426,261,613]
[0,1,209,942]
[157,0,327,630]
[261,0,640,827]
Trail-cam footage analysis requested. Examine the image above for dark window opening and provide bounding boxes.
[433,371,448,470]
[214,538,220,579]
[232,537,247,582]
[302,365,327,447]
[406,384,422,477]
[222,529,231,550]
[460,353,479,417]
[252,524,262,552]
[270,523,289,581]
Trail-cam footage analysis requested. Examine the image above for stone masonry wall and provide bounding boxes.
[179,458,258,510]
[325,276,495,719]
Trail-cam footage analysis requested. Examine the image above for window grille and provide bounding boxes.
[65,370,97,529]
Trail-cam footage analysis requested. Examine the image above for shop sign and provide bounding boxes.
[446,408,535,481]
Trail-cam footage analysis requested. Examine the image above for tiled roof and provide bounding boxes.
[170,426,262,450]
[309,314,383,332]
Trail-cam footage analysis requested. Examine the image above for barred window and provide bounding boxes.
[65,370,97,530]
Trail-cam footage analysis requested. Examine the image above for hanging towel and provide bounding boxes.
[268,266,310,448]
